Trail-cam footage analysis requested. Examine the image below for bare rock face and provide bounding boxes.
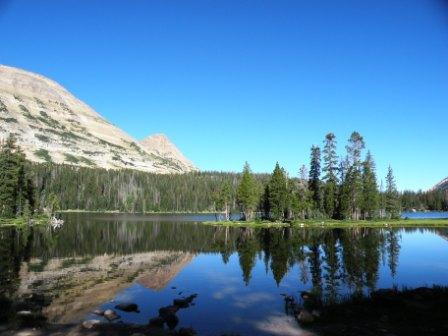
[0,65,196,173]
[139,134,197,172]
[433,177,448,191]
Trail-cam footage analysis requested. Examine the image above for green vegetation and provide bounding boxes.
[401,189,448,211]
[64,153,80,163]
[19,156,447,215]
[228,131,420,223]
[18,104,29,113]
[35,134,50,142]
[0,99,7,112]
[34,149,52,163]
[37,110,66,129]
[78,156,96,166]
[213,180,232,220]
[0,117,18,123]
[0,214,51,227]
[236,162,260,220]
[21,108,37,120]
[264,162,289,221]
[29,163,262,213]
[385,165,401,218]
[97,138,125,150]
[322,133,338,219]
[0,135,35,219]
[34,97,46,108]
[204,218,448,228]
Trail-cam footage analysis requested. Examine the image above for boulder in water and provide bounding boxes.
[104,309,119,321]
[82,319,101,329]
[115,303,140,313]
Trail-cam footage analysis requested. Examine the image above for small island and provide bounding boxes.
[207,132,447,229]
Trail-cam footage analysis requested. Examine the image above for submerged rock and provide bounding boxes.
[93,309,104,316]
[82,319,101,329]
[104,309,120,321]
[115,302,140,313]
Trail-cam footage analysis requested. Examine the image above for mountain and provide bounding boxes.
[139,133,196,172]
[0,65,196,173]
[433,177,448,191]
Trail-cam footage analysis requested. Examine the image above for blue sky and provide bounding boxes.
[1,0,447,190]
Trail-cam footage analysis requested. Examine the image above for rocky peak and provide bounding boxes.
[0,65,196,173]
[139,133,196,172]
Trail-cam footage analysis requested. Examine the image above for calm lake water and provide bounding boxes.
[2,213,448,335]
[401,211,448,219]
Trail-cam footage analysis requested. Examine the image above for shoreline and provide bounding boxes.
[203,218,448,228]
[57,209,219,215]
[0,215,51,228]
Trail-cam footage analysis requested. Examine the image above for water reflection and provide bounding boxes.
[1,213,448,333]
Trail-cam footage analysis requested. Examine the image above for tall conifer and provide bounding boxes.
[322,133,338,218]
[236,162,259,220]
[267,163,289,221]
[385,166,401,219]
[308,146,322,212]
[361,151,379,219]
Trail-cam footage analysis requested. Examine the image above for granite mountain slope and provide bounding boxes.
[0,65,196,173]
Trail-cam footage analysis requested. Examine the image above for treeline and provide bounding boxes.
[401,189,448,211]
[227,131,402,221]
[1,133,445,216]
[30,163,269,213]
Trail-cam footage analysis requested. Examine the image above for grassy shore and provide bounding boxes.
[58,209,218,214]
[0,215,51,228]
[203,218,448,228]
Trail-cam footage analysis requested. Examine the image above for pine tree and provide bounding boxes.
[0,136,19,217]
[308,146,322,213]
[213,180,232,220]
[236,162,259,220]
[293,165,312,219]
[337,156,351,219]
[266,163,289,221]
[345,131,365,219]
[0,135,35,218]
[361,151,379,219]
[322,133,338,218]
[385,166,401,219]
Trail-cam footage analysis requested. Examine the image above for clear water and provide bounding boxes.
[1,213,448,335]
[401,211,448,219]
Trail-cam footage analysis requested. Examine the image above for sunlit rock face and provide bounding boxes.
[0,65,196,173]
[16,251,193,324]
[433,177,448,191]
[139,134,197,173]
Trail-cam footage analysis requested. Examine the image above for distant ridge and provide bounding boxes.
[433,177,448,191]
[0,65,196,173]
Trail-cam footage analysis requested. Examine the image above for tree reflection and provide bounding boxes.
[8,216,448,317]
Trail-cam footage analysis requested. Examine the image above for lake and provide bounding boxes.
[2,213,448,335]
